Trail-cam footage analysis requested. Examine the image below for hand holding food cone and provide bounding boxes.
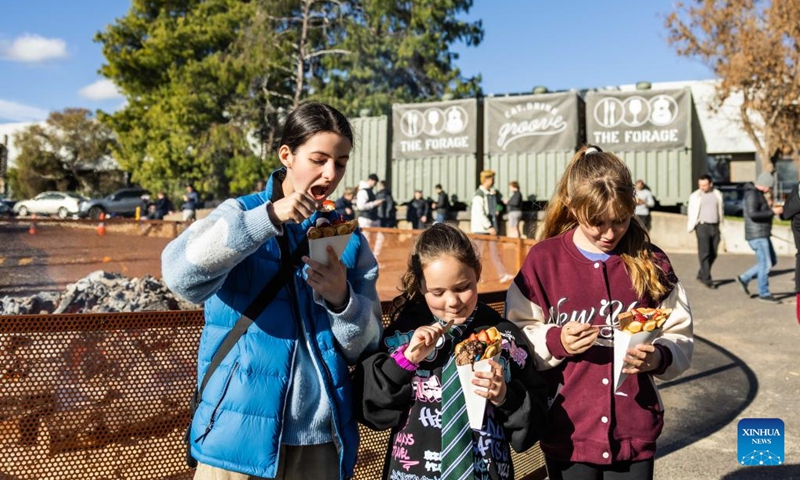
[307,210,357,266]
[454,327,503,429]
[613,307,673,392]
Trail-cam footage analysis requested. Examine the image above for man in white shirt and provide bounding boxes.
[686,174,724,289]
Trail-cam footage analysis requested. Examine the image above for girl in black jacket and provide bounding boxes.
[353,223,548,480]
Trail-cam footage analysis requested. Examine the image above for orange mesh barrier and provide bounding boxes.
[0,298,545,480]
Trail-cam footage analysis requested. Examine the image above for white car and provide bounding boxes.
[13,191,86,218]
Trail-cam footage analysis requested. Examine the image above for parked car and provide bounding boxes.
[78,187,150,219]
[0,195,14,216]
[717,183,746,217]
[13,191,86,218]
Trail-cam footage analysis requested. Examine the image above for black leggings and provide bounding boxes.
[545,457,654,480]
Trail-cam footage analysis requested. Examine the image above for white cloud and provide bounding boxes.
[0,99,49,122]
[79,79,123,101]
[0,34,68,63]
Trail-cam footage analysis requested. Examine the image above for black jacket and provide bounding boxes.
[435,190,450,214]
[780,183,800,235]
[507,191,522,212]
[743,182,774,240]
[352,300,548,480]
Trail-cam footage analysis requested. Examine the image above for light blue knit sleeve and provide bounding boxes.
[161,199,282,304]
[316,233,382,365]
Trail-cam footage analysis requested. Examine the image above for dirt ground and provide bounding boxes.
[0,220,521,301]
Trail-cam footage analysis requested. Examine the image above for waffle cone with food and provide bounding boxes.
[613,307,674,392]
[307,210,357,266]
[454,327,503,429]
[455,327,502,368]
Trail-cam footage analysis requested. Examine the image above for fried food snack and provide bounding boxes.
[454,327,503,367]
[616,307,673,334]
[306,215,357,240]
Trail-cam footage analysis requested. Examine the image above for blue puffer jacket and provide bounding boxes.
[162,170,382,478]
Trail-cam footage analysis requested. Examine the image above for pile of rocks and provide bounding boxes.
[0,271,199,315]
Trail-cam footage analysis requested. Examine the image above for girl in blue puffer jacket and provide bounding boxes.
[162,102,382,480]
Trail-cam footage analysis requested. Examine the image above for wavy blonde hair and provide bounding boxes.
[537,145,669,300]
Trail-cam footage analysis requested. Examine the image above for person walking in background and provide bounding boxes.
[181,191,197,222]
[432,183,450,223]
[779,182,800,322]
[161,102,382,480]
[375,180,397,228]
[506,145,693,480]
[471,170,512,282]
[635,179,656,231]
[352,223,548,480]
[471,170,500,235]
[686,174,724,289]
[406,189,430,229]
[356,173,384,256]
[148,191,174,220]
[736,172,784,304]
[504,180,523,238]
[334,186,356,219]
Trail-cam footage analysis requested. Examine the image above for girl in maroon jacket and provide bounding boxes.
[506,145,693,480]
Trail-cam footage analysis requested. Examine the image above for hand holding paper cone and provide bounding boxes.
[613,307,673,392]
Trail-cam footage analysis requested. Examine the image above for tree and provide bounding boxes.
[666,0,800,172]
[96,0,483,196]
[9,108,119,199]
[96,0,269,201]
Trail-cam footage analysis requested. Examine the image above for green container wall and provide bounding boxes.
[615,99,706,207]
[391,155,478,206]
[483,150,575,204]
[332,115,390,199]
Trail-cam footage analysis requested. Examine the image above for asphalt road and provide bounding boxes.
[653,249,799,480]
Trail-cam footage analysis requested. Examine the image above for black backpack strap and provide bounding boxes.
[193,233,308,407]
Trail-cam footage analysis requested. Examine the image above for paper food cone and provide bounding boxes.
[309,233,352,266]
[613,328,660,393]
[456,354,501,430]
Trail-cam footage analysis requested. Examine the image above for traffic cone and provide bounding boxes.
[28,214,37,235]
[97,213,106,236]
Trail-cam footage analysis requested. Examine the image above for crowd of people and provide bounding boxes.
[162,102,740,480]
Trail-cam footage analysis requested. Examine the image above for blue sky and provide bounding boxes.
[0,0,715,124]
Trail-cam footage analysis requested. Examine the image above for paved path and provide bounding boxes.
[653,250,799,480]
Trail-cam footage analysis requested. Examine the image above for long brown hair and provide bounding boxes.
[391,223,482,319]
[537,145,669,300]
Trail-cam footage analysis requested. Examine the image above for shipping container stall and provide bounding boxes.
[391,99,480,207]
[483,91,584,206]
[585,87,706,207]
[331,115,390,200]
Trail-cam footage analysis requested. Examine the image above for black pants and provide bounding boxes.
[636,214,651,231]
[695,223,720,283]
[793,227,800,293]
[545,457,654,480]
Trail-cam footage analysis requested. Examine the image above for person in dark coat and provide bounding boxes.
[736,172,784,304]
[406,190,430,230]
[148,192,174,220]
[375,181,397,228]
[780,182,800,321]
[432,184,450,223]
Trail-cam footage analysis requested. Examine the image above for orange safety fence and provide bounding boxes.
[0,293,546,480]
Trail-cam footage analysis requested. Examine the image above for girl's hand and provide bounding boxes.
[473,359,507,406]
[560,321,599,355]
[405,323,449,364]
[268,191,317,224]
[622,343,662,374]
[302,246,348,308]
